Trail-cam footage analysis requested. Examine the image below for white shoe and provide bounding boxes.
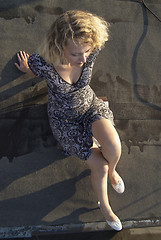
[106,218,122,231]
[112,176,125,194]
[97,201,122,231]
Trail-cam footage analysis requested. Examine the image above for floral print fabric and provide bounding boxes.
[28,50,114,160]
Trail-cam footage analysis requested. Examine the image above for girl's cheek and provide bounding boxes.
[72,57,79,62]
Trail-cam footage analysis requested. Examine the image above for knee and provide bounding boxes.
[102,163,109,174]
[87,149,109,174]
[102,140,121,162]
[91,159,109,176]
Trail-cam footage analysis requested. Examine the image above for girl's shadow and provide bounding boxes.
[0,170,94,226]
[0,54,51,162]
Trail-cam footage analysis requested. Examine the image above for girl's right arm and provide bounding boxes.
[15,51,36,76]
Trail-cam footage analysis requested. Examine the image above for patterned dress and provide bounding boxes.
[28,50,114,160]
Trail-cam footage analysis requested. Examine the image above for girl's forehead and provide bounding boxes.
[66,39,92,52]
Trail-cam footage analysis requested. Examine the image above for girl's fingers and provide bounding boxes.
[23,51,29,59]
[15,51,29,72]
[17,51,29,62]
[17,53,21,62]
[22,51,27,58]
[14,62,20,70]
[20,51,25,60]
[18,51,27,60]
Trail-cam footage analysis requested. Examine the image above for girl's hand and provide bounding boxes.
[15,51,35,76]
[15,51,29,72]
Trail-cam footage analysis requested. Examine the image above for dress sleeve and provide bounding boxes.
[28,53,46,78]
[86,48,100,64]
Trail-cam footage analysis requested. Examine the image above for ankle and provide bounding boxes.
[98,201,117,221]
[109,170,121,185]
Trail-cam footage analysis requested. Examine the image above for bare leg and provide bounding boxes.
[92,118,122,185]
[86,143,118,222]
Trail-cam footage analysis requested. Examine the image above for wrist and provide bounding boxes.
[26,67,35,76]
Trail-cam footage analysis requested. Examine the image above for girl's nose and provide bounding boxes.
[80,54,86,63]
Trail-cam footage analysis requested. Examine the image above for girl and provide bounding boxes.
[15,10,125,231]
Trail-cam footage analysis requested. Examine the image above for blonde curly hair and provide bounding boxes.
[39,10,110,65]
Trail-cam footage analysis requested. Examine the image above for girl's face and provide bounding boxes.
[63,39,92,67]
